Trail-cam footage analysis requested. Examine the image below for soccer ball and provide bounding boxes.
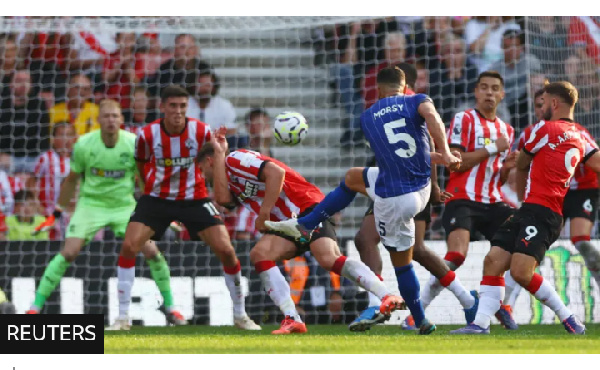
[273,112,309,145]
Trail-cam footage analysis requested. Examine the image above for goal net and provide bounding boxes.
[0,16,598,326]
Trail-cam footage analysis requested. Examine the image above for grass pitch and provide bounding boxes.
[104,324,600,354]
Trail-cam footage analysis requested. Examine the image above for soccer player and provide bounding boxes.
[197,128,405,335]
[114,85,260,331]
[267,67,462,334]
[418,71,517,316]
[496,88,600,330]
[27,100,185,327]
[349,65,478,332]
[451,81,594,335]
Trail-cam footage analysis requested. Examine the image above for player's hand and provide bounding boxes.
[496,135,510,152]
[255,211,269,233]
[442,151,462,172]
[503,151,519,170]
[32,212,60,236]
[211,126,229,154]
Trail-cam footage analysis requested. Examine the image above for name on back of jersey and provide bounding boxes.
[373,103,404,119]
[548,130,579,150]
[156,157,195,167]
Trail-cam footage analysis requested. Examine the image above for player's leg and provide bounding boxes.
[249,234,306,334]
[495,270,521,330]
[29,204,100,313]
[351,207,386,330]
[570,217,600,286]
[420,203,471,311]
[265,167,367,240]
[28,237,86,313]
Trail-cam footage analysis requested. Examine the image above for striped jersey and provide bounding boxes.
[0,171,23,215]
[446,109,515,204]
[360,94,433,198]
[523,119,599,214]
[33,150,70,216]
[135,118,211,200]
[225,149,324,221]
[519,122,598,191]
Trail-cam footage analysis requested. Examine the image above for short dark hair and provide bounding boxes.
[395,63,417,90]
[197,142,216,162]
[245,107,269,125]
[377,67,405,86]
[502,29,524,44]
[534,88,545,100]
[52,121,74,137]
[476,71,504,87]
[161,84,189,102]
[14,190,35,203]
[543,81,579,107]
[174,33,195,44]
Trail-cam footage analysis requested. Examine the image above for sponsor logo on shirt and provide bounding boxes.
[239,181,259,200]
[156,157,195,167]
[90,168,126,179]
[477,137,494,146]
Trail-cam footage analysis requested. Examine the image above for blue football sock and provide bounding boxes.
[298,180,357,230]
[395,263,425,327]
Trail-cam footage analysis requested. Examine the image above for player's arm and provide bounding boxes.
[454,135,511,173]
[499,151,518,185]
[418,100,461,171]
[256,162,285,231]
[515,150,533,202]
[211,129,237,209]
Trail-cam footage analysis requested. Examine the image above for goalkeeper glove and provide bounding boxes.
[32,206,63,236]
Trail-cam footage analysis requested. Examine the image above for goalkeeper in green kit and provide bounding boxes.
[27,100,186,328]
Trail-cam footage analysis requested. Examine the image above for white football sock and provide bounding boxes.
[368,291,382,307]
[503,271,522,307]
[340,259,390,300]
[447,277,475,309]
[224,269,245,318]
[117,266,135,318]
[530,277,572,321]
[473,284,504,329]
[421,274,443,310]
[259,266,302,322]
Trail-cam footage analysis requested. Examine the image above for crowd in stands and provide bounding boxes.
[1,16,600,244]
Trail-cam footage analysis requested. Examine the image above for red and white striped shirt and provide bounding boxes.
[34,150,70,216]
[446,109,515,204]
[0,171,23,215]
[225,150,324,221]
[519,122,599,191]
[523,119,598,214]
[135,118,211,200]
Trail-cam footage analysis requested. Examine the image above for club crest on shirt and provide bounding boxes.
[119,152,131,165]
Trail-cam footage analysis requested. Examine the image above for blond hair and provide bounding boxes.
[99,99,122,113]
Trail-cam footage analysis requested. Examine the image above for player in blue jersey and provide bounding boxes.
[267,67,461,334]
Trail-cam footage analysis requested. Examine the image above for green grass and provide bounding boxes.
[104,324,600,354]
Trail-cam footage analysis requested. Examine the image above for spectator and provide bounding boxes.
[568,16,600,65]
[414,61,430,95]
[564,54,581,84]
[101,32,138,110]
[143,34,211,100]
[224,206,259,241]
[186,69,238,136]
[465,16,520,73]
[134,33,166,82]
[49,73,99,136]
[244,108,272,156]
[66,25,117,90]
[429,35,479,123]
[527,16,569,77]
[0,69,50,174]
[362,32,407,109]
[5,190,48,241]
[575,65,600,134]
[413,16,453,69]
[122,87,153,135]
[489,29,542,129]
[0,36,19,99]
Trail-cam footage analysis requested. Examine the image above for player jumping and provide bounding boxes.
[451,81,595,335]
[110,85,260,331]
[267,67,462,334]
[27,100,185,326]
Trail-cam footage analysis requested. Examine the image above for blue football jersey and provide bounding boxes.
[361,94,432,198]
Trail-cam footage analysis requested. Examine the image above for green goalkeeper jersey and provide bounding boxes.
[70,129,137,209]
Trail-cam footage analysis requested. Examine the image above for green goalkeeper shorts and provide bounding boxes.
[66,202,134,242]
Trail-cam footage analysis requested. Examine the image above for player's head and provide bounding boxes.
[541,81,578,121]
[160,85,189,127]
[13,190,36,218]
[51,122,76,154]
[98,99,123,135]
[395,63,417,91]
[377,67,406,99]
[196,142,218,183]
[474,71,505,112]
[534,88,545,122]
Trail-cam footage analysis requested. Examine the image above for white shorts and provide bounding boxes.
[364,167,431,252]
